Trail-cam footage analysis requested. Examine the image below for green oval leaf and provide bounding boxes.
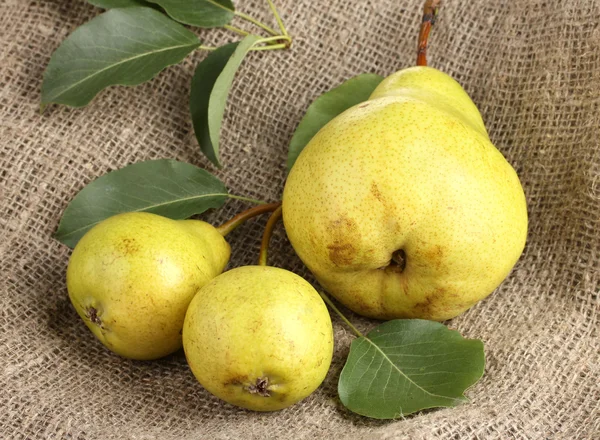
[55,159,229,248]
[190,35,261,167]
[287,73,384,171]
[147,0,234,28]
[41,7,201,108]
[339,319,485,419]
[87,0,150,8]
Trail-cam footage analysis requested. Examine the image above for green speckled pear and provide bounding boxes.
[183,266,333,411]
[282,66,528,321]
[67,212,230,360]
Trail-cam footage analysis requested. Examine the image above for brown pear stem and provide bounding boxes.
[216,202,281,237]
[257,206,283,266]
[417,0,442,66]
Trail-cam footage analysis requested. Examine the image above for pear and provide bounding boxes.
[282,66,528,321]
[67,212,230,360]
[183,266,333,411]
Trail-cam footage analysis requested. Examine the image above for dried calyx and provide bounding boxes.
[246,377,271,397]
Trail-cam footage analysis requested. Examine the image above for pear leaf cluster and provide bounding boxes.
[55,159,229,248]
[41,1,290,166]
[338,319,485,419]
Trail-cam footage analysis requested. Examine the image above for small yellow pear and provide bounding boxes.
[67,212,230,360]
[283,66,528,321]
[183,266,333,411]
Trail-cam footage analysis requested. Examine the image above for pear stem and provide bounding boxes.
[417,0,441,66]
[216,202,281,237]
[257,206,283,266]
[317,291,365,339]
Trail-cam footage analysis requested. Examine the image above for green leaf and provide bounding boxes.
[55,159,229,248]
[41,7,201,108]
[87,0,150,8]
[338,319,485,419]
[190,35,261,167]
[147,0,234,28]
[287,73,384,171]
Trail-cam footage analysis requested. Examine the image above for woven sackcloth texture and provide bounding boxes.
[1,0,599,438]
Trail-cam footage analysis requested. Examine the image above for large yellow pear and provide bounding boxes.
[183,266,333,411]
[282,66,528,321]
[67,212,230,360]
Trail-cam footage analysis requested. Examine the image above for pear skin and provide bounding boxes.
[282,66,527,321]
[183,266,333,411]
[67,212,230,360]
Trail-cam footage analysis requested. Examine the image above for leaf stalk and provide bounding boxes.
[318,292,365,338]
[234,10,279,36]
[251,43,288,51]
[224,24,251,37]
[267,0,289,37]
[227,194,267,205]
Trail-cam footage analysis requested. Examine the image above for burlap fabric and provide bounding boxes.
[1,0,599,438]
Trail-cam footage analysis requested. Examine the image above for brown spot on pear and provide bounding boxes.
[326,217,359,266]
